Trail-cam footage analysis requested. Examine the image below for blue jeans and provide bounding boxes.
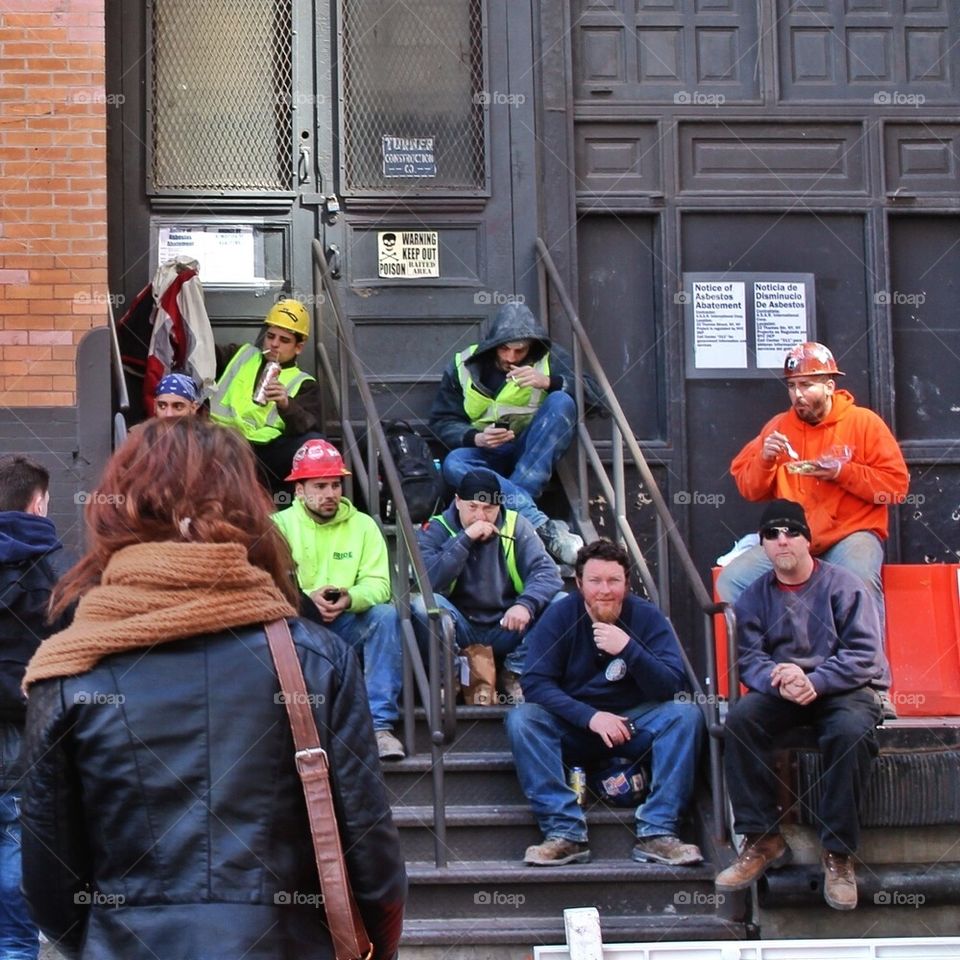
[329,605,402,731]
[716,530,890,687]
[505,700,704,842]
[442,391,577,528]
[0,794,38,960]
[410,593,564,675]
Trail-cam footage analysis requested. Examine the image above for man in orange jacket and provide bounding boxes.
[717,342,908,693]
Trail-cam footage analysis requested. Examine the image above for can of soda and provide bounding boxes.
[253,360,282,406]
[568,766,587,806]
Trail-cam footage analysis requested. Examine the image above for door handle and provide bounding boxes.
[325,244,341,279]
[298,144,311,185]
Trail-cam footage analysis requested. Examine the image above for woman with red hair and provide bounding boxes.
[20,417,405,959]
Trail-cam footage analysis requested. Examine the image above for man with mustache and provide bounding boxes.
[717,341,907,712]
[505,539,704,867]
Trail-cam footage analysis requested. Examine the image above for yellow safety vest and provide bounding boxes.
[454,343,550,433]
[209,344,313,443]
[433,509,524,596]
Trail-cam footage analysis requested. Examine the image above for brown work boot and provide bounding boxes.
[497,667,524,704]
[523,836,591,866]
[822,849,858,910]
[714,833,791,891]
[632,835,703,866]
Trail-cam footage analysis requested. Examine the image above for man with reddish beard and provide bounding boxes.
[505,539,704,866]
[716,500,886,911]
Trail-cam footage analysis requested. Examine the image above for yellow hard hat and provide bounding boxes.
[264,299,310,339]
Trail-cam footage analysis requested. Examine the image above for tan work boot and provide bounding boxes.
[715,833,791,891]
[822,849,858,910]
[497,667,524,704]
[632,835,703,865]
[462,644,495,705]
[523,837,591,866]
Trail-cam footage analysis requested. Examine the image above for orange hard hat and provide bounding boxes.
[783,341,844,379]
[285,439,351,482]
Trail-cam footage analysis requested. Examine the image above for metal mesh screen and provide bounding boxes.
[151,0,294,192]
[340,0,485,192]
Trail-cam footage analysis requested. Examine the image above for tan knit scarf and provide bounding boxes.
[25,540,296,687]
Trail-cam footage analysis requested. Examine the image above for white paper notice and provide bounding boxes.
[693,281,747,369]
[754,281,807,367]
[157,225,257,284]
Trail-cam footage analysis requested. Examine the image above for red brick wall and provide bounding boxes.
[0,2,107,407]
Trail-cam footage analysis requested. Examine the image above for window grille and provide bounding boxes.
[151,0,294,192]
[340,0,486,192]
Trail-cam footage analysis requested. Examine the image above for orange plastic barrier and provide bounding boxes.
[712,564,960,717]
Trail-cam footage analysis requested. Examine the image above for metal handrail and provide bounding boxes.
[311,241,456,867]
[535,237,729,841]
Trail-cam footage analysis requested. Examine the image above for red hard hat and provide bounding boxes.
[285,439,351,481]
[783,341,845,379]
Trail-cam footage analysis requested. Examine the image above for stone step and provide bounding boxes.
[394,803,678,862]
[400,914,745,951]
[402,858,725,921]
[383,752,526,806]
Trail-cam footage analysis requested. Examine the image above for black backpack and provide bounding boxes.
[381,421,444,524]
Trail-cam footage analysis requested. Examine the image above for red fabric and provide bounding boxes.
[142,268,197,415]
[730,390,909,554]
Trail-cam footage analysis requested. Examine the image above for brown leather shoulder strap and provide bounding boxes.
[265,618,372,960]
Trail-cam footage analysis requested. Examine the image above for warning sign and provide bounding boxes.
[377,231,439,279]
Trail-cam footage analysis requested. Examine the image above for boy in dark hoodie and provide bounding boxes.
[0,455,70,960]
[429,302,583,566]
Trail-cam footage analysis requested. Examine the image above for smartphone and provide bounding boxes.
[322,588,342,602]
[493,419,510,430]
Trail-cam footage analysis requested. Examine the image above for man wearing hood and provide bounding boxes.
[717,342,908,695]
[273,440,404,761]
[429,302,583,566]
[0,455,70,959]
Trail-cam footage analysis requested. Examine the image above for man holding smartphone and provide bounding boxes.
[429,302,585,565]
[273,439,405,760]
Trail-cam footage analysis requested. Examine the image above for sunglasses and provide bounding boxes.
[761,526,805,541]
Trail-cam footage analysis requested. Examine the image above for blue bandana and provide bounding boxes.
[155,373,200,403]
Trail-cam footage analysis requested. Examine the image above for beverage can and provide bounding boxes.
[253,360,282,406]
[568,766,587,806]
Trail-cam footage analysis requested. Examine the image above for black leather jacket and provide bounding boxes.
[22,618,406,960]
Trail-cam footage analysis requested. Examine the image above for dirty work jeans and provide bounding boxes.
[0,793,38,960]
[716,530,890,687]
[441,391,577,528]
[410,594,525,675]
[505,700,704,843]
[723,688,881,854]
[328,605,402,731]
